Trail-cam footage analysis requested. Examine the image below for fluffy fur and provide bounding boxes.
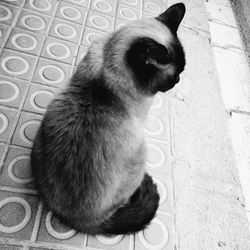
[31,3,186,235]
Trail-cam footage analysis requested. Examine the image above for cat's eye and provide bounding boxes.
[146,45,169,64]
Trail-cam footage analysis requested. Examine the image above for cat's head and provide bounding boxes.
[128,3,186,94]
[104,3,186,95]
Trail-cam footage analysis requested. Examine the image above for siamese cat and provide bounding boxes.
[31,3,186,235]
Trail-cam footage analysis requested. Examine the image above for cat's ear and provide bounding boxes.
[157,3,186,34]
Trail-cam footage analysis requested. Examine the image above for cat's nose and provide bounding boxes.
[173,75,180,83]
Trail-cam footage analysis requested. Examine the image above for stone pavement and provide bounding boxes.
[0,0,250,249]
[205,0,250,244]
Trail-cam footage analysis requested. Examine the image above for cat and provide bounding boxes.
[31,3,186,235]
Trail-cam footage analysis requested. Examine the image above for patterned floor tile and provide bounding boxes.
[86,234,132,250]
[0,244,22,250]
[5,28,45,56]
[0,75,29,109]
[86,10,115,32]
[64,0,90,8]
[90,0,117,17]
[0,3,19,26]
[24,0,56,16]
[81,27,107,46]
[75,45,88,65]
[134,214,173,250]
[149,170,173,213]
[0,143,6,162]
[11,111,42,148]
[0,50,37,81]
[143,0,164,15]
[49,18,82,44]
[16,9,50,34]
[0,24,10,49]
[0,191,39,240]
[56,1,88,24]
[1,0,25,6]
[22,83,57,114]
[145,138,171,174]
[41,37,77,65]
[32,58,72,88]
[0,146,34,189]
[118,0,142,10]
[116,4,140,21]
[0,107,18,143]
[36,207,86,248]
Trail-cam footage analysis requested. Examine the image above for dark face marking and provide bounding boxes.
[126,36,185,94]
[126,38,167,89]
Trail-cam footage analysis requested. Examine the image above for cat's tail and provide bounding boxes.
[100,173,160,235]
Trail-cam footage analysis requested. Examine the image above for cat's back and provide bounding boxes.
[36,77,131,166]
[31,77,144,214]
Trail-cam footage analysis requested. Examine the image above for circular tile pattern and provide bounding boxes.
[123,0,138,6]
[60,6,81,21]
[120,8,137,21]
[8,155,33,184]
[145,2,161,14]
[70,0,86,3]
[144,115,164,136]
[152,94,163,109]
[0,197,31,234]
[0,81,19,103]
[139,218,169,249]
[94,0,112,13]
[30,90,54,112]
[115,21,127,30]
[20,120,40,145]
[54,23,77,39]
[0,6,12,21]
[46,42,71,60]
[22,15,46,31]
[153,177,167,205]
[0,112,8,135]
[86,32,102,44]
[96,235,124,245]
[39,65,65,84]
[146,144,165,168]
[30,0,52,11]
[78,48,88,61]
[1,56,30,76]
[30,0,52,12]
[45,212,76,240]
[89,15,109,29]
[11,33,38,51]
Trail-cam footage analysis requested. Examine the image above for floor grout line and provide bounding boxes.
[30,201,43,243]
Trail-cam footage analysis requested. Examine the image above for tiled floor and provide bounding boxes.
[0,0,174,249]
[1,0,250,249]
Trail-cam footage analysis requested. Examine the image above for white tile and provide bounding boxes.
[205,2,237,27]
[234,156,250,210]
[246,212,250,225]
[229,114,250,158]
[212,47,250,111]
[206,0,231,7]
[209,21,243,49]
